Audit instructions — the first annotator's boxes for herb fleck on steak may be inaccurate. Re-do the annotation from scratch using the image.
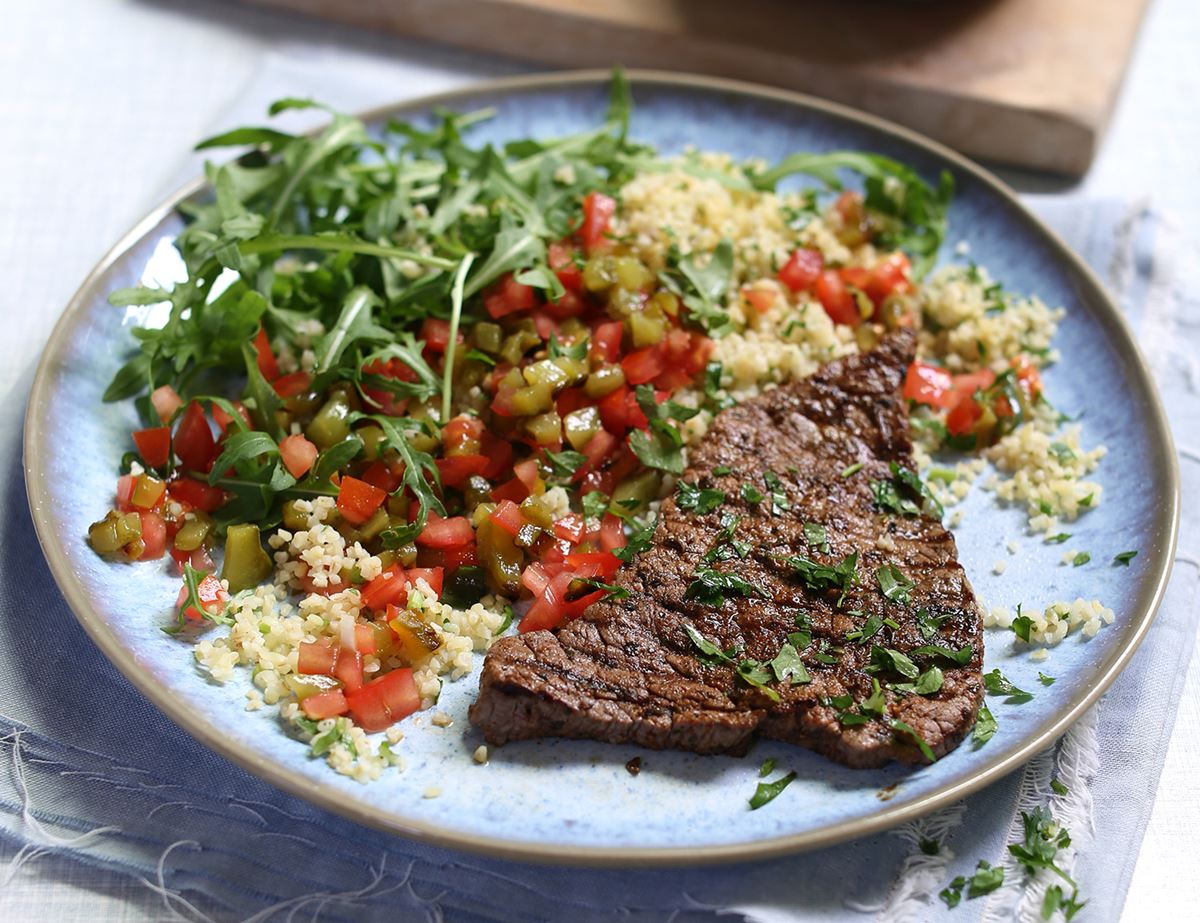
[469,330,984,767]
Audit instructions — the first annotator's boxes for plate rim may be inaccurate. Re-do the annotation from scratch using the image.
[23,68,1181,867]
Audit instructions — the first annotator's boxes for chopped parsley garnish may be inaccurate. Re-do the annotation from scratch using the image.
[1078,492,1094,508]
[971,703,997,747]
[876,563,915,605]
[1038,672,1056,686]
[866,646,919,679]
[911,643,973,665]
[659,238,736,338]
[685,567,766,607]
[916,610,953,639]
[888,717,937,761]
[1012,605,1034,642]
[675,481,726,514]
[581,490,609,522]
[845,613,886,644]
[628,385,698,475]
[768,643,811,685]
[803,522,830,553]
[713,464,733,476]
[984,668,1033,703]
[1048,441,1076,463]
[759,757,776,777]
[788,613,813,651]
[870,462,943,519]
[920,838,940,856]
[740,482,766,504]
[939,861,1005,908]
[543,448,588,482]
[702,513,750,563]
[812,639,841,665]
[891,665,944,696]
[1009,807,1083,915]
[1043,885,1086,921]
[749,770,797,810]
[1071,551,1091,567]
[763,470,791,514]
[702,362,736,412]
[1046,533,1072,544]
[682,625,782,701]
[1113,550,1138,566]
[580,578,630,600]
[782,551,859,597]
[840,462,864,478]
[736,659,781,701]
[611,515,656,562]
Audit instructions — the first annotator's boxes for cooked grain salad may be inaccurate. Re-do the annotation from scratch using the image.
[88,73,1108,781]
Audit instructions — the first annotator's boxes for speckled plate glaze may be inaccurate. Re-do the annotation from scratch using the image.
[24,71,1179,866]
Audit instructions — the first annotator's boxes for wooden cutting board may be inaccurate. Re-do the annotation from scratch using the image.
[239,0,1151,175]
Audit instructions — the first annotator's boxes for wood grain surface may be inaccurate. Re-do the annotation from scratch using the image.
[237,0,1151,175]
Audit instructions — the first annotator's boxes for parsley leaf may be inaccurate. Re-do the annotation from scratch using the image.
[972,703,997,747]
[910,643,973,666]
[939,861,1005,908]
[749,771,797,810]
[803,522,830,553]
[740,482,765,504]
[676,481,726,514]
[1113,550,1138,566]
[685,567,767,607]
[781,552,859,595]
[611,515,656,563]
[876,563,915,605]
[769,643,812,685]
[1038,672,1056,686]
[867,646,920,679]
[581,490,609,522]
[984,668,1034,703]
[871,462,942,519]
[659,239,736,337]
[1071,551,1091,567]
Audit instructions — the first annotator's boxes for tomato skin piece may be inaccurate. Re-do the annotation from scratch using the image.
[778,248,824,293]
[621,344,667,386]
[489,476,529,505]
[544,289,586,320]
[903,361,955,409]
[436,454,489,489]
[345,668,420,733]
[173,402,217,472]
[580,191,616,253]
[360,460,402,494]
[272,371,312,399]
[479,431,514,481]
[416,514,474,549]
[333,647,364,693]
[483,273,540,319]
[150,385,183,424]
[168,477,226,513]
[488,499,526,537]
[133,427,171,468]
[565,550,620,579]
[301,690,348,720]
[1012,355,1043,400]
[946,395,984,435]
[513,459,542,493]
[815,270,860,326]
[336,476,387,526]
[597,384,631,433]
[298,640,336,675]
[279,434,319,478]
[949,369,996,401]
[580,429,618,475]
[549,241,583,291]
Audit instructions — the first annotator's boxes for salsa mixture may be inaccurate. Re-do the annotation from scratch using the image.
[88,74,1107,781]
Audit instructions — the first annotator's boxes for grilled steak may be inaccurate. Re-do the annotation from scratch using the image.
[469,329,984,767]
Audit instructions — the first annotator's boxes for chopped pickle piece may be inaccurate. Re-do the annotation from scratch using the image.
[471,321,504,354]
[612,470,662,515]
[282,499,309,531]
[173,514,213,552]
[563,406,603,450]
[221,523,273,593]
[305,393,353,450]
[131,473,166,510]
[584,364,626,398]
[523,410,562,445]
[284,673,342,700]
[387,609,443,665]
[476,518,523,596]
[87,514,124,554]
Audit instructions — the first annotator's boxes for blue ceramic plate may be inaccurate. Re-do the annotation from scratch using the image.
[24,72,1179,865]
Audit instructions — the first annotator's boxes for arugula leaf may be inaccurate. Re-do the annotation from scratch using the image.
[207,430,279,484]
[740,483,765,504]
[241,341,284,440]
[368,415,445,547]
[749,771,797,810]
[440,252,476,420]
[165,563,233,634]
[840,462,864,478]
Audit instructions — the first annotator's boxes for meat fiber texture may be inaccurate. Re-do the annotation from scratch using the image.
[469,329,984,768]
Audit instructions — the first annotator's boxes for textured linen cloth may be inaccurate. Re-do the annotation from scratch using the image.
[0,49,1197,923]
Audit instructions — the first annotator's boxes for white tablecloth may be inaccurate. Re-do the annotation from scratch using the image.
[0,0,1197,918]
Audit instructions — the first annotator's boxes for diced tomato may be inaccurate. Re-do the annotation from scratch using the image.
[949,369,996,401]
[272,371,312,399]
[170,545,214,576]
[565,550,620,579]
[815,270,860,326]
[580,191,616,253]
[531,310,558,341]
[344,668,420,732]
[361,460,402,493]
[946,395,984,435]
[333,646,363,693]
[279,434,318,478]
[521,561,552,597]
[150,385,183,424]
[132,427,171,468]
[416,513,474,549]
[362,357,419,417]
[545,289,587,320]
[742,285,776,314]
[354,623,377,654]
[490,476,529,504]
[621,344,666,386]
[489,499,526,537]
[1012,355,1043,401]
[115,474,136,512]
[513,459,542,493]
[173,401,217,472]
[298,640,337,675]
[250,327,278,381]
[443,415,485,455]
[174,573,228,622]
[336,476,387,526]
[580,429,618,475]
[553,513,585,544]
[168,477,226,513]
[864,252,912,306]
[549,241,583,291]
[484,273,540,320]
[212,400,252,435]
[521,571,569,632]
[436,454,489,489]
[591,321,624,363]
[406,567,444,598]
[597,385,631,434]
[903,361,956,409]
[441,542,477,572]
[652,366,694,391]
[421,317,454,353]
[135,510,167,560]
[478,431,514,481]
[599,513,627,553]
[361,567,410,612]
[778,248,824,293]
[301,690,348,720]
